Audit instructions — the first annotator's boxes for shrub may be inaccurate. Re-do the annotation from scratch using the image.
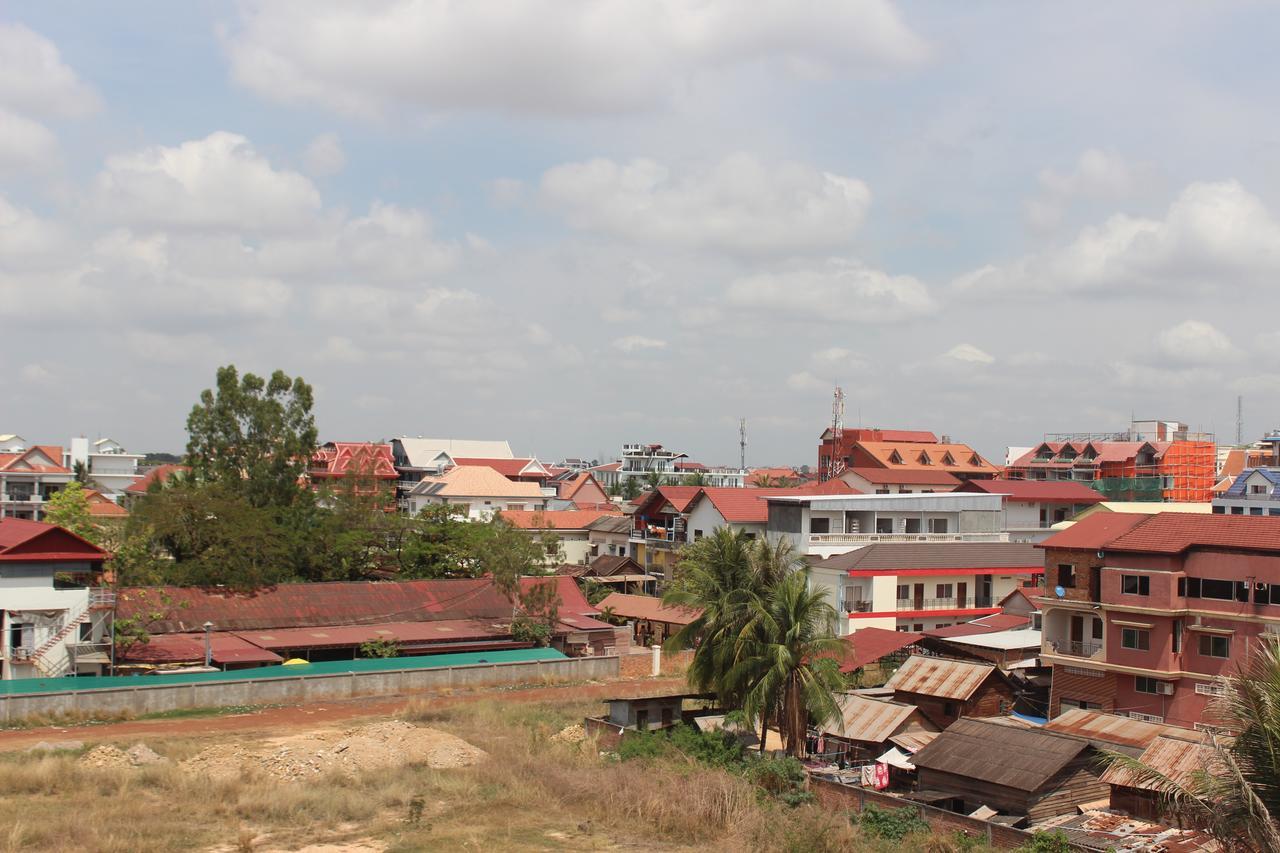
[744,756,813,807]
[858,803,930,841]
[1016,830,1072,853]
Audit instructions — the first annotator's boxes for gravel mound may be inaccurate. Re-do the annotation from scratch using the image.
[78,745,132,769]
[126,743,165,765]
[550,724,586,745]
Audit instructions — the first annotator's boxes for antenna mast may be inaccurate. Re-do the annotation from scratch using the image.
[826,385,846,481]
[739,418,747,472]
[1237,395,1244,446]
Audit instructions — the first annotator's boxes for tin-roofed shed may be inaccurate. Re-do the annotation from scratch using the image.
[884,655,1016,728]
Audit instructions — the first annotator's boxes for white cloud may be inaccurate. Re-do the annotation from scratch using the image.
[958,181,1280,299]
[19,363,52,383]
[225,1,928,118]
[786,370,830,392]
[0,107,58,174]
[301,132,346,177]
[1155,320,1241,366]
[540,154,870,254]
[0,24,100,118]
[941,343,995,365]
[728,259,935,321]
[91,131,322,232]
[613,335,667,352]
[1026,148,1141,231]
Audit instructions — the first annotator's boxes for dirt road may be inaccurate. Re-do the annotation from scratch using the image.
[0,675,688,751]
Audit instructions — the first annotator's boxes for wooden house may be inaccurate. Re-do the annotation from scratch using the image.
[884,655,1016,728]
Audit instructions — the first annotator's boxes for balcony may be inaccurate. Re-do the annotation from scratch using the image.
[1046,638,1103,659]
[1,493,41,504]
[89,588,117,609]
[809,532,1008,546]
[840,600,873,614]
[895,597,995,612]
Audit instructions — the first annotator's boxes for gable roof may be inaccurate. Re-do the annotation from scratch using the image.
[1100,734,1217,790]
[84,489,129,517]
[854,440,999,475]
[586,514,633,535]
[688,483,858,524]
[827,694,933,744]
[631,486,702,516]
[454,457,550,479]
[411,465,544,499]
[1044,709,1199,751]
[0,518,109,562]
[557,471,606,501]
[884,655,998,701]
[957,479,1104,503]
[812,542,1043,573]
[0,445,70,474]
[309,442,397,480]
[125,463,190,495]
[842,467,961,486]
[499,509,618,530]
[1223,467,1280,499]
[588,554,643,577]
[912,718,1091,791]
[596,592,700,625]
[1105,512,1280,555]
[1037,512,1149,551]
[839,626,924,672]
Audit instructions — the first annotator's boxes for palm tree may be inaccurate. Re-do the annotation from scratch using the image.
[1102,637,1280,852]
[681,471,708,487]
[728,572,845,757]
[643,471,666,491]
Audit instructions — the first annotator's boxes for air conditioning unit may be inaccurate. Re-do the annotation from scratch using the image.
[1156,681,1175,696]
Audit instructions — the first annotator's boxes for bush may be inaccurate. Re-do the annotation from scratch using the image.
[616,730,671,762]
[858,803,930,841]
[744,756,813,807]
[1016,830,1072,853]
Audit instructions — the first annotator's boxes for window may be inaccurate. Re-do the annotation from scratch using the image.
[895,625,910,633]
[1135,676,1161,694]
[876,518,895,534]
[935,584,954,600]
[1212,505,1225,514]
[942,701,957,717]
[1199,634,1231,658]
[693,529,704,540]
[1252,507,1265,516]
[904,518,921,533]
[1121,575,1150,596]
[1232,506,1245,515]
[1091,618,1104,641]
[1180,577,1249,602]
[913,624,924,632]
[1252,583,1280,605]
[896,584,910,601]
[1057,563,1076,589]
[1172,619,1183,654]
[875,488,890,495]
[809,517,830,534]
[927,518,949,534]
[1121,628,1150,651]
[1250,483,1269,495]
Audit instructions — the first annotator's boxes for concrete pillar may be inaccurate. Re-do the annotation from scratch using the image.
[651,644,661,677]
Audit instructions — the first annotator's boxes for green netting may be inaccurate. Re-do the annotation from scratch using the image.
[1093,477,1163,502]
[0,646,567,696]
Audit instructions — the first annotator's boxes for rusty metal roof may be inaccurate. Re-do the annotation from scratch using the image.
[885,655,997,701]
[118,576,597,634]
[889,730,940,753]
[912,718,1091,792]
[1045,709,1198,751]
[1101,735,1217,790]
[823,694,929,744]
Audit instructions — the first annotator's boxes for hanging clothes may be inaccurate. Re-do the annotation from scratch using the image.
[860,764,876,787]
[873,762,890,790]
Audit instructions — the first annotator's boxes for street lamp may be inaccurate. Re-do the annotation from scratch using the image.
[203,621,214,669]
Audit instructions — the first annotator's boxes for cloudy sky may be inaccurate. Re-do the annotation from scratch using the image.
[3,2,1279,465]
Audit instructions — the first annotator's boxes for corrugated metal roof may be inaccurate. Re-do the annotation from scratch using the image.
[812,542,1041,573]
[1101,735,1216,790]
[596,593,700,625]
[885,655,997,701]
[1044,709,1197,750]
[233,618,510,650]
[825,694,932,744]
[118,632,283,665]
[912,718,1090,791]
[839,627,924,672]
[889,730,940,753]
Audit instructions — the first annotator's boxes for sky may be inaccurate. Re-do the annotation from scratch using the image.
[3,2,1280,466]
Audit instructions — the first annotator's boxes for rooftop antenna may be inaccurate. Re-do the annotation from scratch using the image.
[825,385,846,481]
[739,418,747,472]
[1237,395,1244,446]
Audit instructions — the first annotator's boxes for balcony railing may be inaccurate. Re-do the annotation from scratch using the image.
[9,646,34,661]
[895,597,995,611]
[840,600,873,614]
[1047,639,1102,658]
[89,588,117,608]
[810,532,1008,546]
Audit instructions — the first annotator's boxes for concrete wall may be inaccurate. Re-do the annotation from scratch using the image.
[0,655,620,723]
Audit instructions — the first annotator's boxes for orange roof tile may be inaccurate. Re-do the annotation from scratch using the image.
[1037,512,1150,551]
[499,509,619,529]
[596,593,700,625]
[855,441,999,475]
[1106,512,1280,555]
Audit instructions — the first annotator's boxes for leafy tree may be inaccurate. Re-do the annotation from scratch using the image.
[72,460,91,485]
[622,477,641,501]
[185,365,317,509]
[681,472,708,487]
[642,471,667,491]
[580,578,613,607]
[113,589,187,661]
[359,638,400,658]
[43,481,100,544]
[1102,637,1280,852]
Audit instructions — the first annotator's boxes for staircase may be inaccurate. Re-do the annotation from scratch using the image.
[30,603,95,678]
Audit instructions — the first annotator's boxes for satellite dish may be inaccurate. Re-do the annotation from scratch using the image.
[1054,586,1066,598]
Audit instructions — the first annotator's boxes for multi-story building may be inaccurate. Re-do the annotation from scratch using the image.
[593,444,746,491]
[1005,420,1216,502]
[405,465,545,520]
[1037,512,1280,728]
[0,438,73,521]
[807,542,1043,635]
[307,442,398,496]
[839,467,960,494]
[818,428,1000,483]
[0,518,114,679]
[764,492,1008,560]
[65,437,143,500]
[955,479,1105,543]
[628,486,702,579]
[1212,468,1280,516]
[390,437,514,504]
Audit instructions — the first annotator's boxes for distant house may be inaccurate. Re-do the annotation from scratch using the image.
[683,482,858,544]
[390,437,515,503]
[955,479,1105,543]
[0,444,73,521]
[910,718,1110,822]
[1213,467,1280,516]
[628,486,703,579]
[596,592,700,646]
[406,466,546,519]
[499,509,622,565]
[123,463,189,509]
[884,655,1016,728]
[555,472,611,509]
[307,442,398,496]
[454,457,554,487]
[1101,733,1215,822]
[84,489,129,518]
[840,467,961,495]
[819,428,1000,483]
[586,513,633,559]
[818,693,939,766]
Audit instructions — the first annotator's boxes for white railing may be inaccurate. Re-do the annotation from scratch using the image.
[1047,639,1103,659]
[809,532,1009,545]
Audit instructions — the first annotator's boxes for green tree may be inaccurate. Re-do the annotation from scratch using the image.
[1102,637,1280,852]
[681,471,708,487]
[622,477,641,501]
[185,365,317,509]
[642,471,667,491]
[393,504,489,579]
[72,460,91,485]
[359,638,400,658]
[43,481,100,544]
[728,571,845,757]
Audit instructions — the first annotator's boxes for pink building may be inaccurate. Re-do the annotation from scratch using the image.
[1038,512,1280,729]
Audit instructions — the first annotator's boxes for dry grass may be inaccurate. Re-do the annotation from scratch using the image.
[0,694,976,852]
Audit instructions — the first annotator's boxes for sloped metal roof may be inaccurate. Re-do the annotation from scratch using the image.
[912,718,1090,791]
[884,655,998,701]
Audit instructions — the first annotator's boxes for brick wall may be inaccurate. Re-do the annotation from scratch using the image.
[809,777,1040,850]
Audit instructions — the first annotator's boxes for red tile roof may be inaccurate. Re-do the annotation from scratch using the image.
[0,518,109,562]
[0,445,70,474]
[118,632,284,665]
[839,627,924,672]
[454,457,548,478]
[309,442,397,480]
[1036,512,1150,551]
[693,482,860,523]
[125,464,189,495]
[596,593,700,626]
[632,486,703,516]
[926,613,1031,638]
[84,489,129,517]
[957,479,1104,503]
[854,440,1000,475]
[1105,512,1280,555]
[842,467,961,486]
[499,509,619,530]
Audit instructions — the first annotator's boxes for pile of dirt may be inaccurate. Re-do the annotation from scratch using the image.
[126,743,165,765]
[78,745,132,769]
[181,720,486,782]
[550,724,586,745]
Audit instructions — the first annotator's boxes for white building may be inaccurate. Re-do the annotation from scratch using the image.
[391,436,516,506]
[0,439,73,520]
[406,465,546,520]
[65,437,143,500]
[593,443,746,491]
[0,518,114,679]
[765,492,1008,560]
